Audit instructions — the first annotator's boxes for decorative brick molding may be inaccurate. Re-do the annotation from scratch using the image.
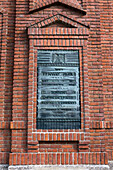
[0,8,9,165]
[27,12,89,29]
[0,152,9,164]
[104,122,113,129]
[9,152,108,165]
[27,25,89,140]
[0,121,10,130]
[29,0,86,14]
[10,121,27,130]
[28,13,89,29]
[90,121,113,129]
[0,8,8,122]
[27,135,89,152]
[90,121,104,129]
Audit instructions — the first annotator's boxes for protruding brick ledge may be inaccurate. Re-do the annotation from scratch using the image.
[104,122,113,129]
[90,121,104,129]
[90,121,113,129]
[9,152,108,165]
[10,121,26,130]
[28,28,89,36]
[0,121,27,130]
[27,140,89,152]
[0,152,9,164]
[28,133,89,147]
[0,121,10,129]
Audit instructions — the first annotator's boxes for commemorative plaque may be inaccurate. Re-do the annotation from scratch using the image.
[37,50,81,129]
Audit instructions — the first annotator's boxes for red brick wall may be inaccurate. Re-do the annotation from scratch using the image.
[0,0,15,164]
[0,13,2,55]
[100,0,113,161]
[0,0,113,166]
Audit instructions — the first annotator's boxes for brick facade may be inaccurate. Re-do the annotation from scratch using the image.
[0,0,113,168]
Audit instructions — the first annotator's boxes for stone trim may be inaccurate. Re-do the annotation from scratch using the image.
[8,165,109,170]
[0,164,8,170]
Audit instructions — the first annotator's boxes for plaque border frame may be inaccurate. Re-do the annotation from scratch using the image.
[27,26,89,145]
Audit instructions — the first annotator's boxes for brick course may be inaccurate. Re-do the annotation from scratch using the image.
[0,0,113,167]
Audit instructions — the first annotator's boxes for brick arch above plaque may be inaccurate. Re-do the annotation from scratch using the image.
[28,13,89,33]
[29,0,86,15]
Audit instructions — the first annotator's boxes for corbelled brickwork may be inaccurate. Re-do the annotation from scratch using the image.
[0,0,113,169]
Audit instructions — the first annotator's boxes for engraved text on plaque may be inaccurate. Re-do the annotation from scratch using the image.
[37,51,80,129]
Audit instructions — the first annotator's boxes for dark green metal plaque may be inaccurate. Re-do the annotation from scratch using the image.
[37,50,80,129]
